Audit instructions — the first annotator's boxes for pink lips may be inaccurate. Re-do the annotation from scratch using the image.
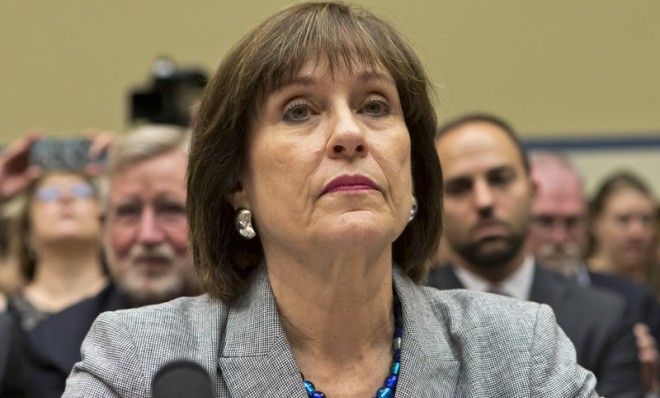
[322,175,379,195]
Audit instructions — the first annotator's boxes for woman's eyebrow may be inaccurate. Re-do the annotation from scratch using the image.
[284,71,394,87]
[358,71,395,84]
[282,76,317,88]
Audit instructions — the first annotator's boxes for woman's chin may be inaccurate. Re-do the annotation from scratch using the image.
[319,213,401,247]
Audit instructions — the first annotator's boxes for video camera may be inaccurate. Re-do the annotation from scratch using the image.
[129,57,208,127]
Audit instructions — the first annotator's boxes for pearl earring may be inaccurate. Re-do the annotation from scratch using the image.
[236,208,256,239]
[409,196,418,222]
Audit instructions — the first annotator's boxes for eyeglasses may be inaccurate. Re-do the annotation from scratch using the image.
[532,215,584,232]
[34,183,95,202]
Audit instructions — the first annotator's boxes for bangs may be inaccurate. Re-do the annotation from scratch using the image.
[241,3,421,104]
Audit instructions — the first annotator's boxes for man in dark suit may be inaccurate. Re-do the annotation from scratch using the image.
[425,113,642,397]
[528,151,660,394]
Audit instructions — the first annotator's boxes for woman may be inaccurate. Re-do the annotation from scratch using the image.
[64,3,596,397]
[587,172,658,284]
[8,171,123,398]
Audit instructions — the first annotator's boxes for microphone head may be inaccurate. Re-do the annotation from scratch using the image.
[152,360,213,398]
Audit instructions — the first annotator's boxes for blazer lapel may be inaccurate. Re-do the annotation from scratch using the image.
[218,267,307,398]
[393,268,461,397]
[219,266,461,397]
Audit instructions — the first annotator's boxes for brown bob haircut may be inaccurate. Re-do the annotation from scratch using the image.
[188,2,443,300]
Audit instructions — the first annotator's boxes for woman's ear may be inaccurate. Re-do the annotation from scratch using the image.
[226,181,251,210]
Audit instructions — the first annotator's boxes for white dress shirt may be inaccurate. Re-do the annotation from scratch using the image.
[453,255,535,300]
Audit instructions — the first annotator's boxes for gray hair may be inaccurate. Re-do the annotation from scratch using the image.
[99,125,189,210]
[529,151,584,184]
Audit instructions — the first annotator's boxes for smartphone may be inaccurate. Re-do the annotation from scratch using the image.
[29,138,92,172]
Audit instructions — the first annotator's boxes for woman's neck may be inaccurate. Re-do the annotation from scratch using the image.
[587,252,615,274]
[24,243,107,313]
[266,248,395,397]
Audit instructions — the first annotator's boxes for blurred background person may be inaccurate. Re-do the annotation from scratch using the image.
[0,134,43,398]
[0,134,42,208]
[6,170,118,398]
[425,114,641,397]
[587,172,658,286]
[529,152,660,395]
[0,311,24,397]
[0,206,26,303]
[0,124,200,398]
[528,153,588,281]
[100,125,200,307]
[652,207,660,298]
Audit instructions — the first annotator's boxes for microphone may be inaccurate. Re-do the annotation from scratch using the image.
[152,360,213,398]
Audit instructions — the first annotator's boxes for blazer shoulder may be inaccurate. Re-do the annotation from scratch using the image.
[64,295,229,398]
[419,286,543,339]
[111,294,226,330]
[415,287,597,396]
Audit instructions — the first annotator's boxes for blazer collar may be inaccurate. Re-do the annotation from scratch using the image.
[218,266,307,397]
[218,265,460,397]
[392,267,461,396]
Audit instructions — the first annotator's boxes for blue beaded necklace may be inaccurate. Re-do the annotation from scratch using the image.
[301,294,403,398]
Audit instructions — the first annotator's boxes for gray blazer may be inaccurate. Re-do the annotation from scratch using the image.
[64,267,597,397]
[426,263,641,398]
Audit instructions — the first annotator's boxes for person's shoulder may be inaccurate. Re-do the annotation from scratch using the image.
[537,266,626,314]
[566,277,626,315]
[590,271,655,300]
[415,286,596,396]
[419,286,544,338]
[64,295,229,397]
[101,294,227,336]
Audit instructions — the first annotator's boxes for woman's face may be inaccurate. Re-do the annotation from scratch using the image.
[29,173,101,245]
[593,188,657,271]
[233,61,413,257]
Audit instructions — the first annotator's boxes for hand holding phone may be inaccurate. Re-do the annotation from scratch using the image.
[0,133,43,203]
[29,138,92,172]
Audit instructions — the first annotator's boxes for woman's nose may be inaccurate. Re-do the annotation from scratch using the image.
[326,106,368,159]
[57,189,75,203]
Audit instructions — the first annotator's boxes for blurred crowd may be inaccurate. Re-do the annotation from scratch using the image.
[0,113,658,397]
[0,126,200,397]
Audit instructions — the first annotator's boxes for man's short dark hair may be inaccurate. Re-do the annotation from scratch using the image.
[436,113,530,173]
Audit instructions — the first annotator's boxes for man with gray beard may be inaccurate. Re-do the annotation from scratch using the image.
[529,152,660,395]
[425,113,642,397]
[528,153,588,281]
[101,125,200,306]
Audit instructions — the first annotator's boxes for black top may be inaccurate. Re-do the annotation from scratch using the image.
[589,270,660,342]
[7,283,126,398]
[0,312,25,397]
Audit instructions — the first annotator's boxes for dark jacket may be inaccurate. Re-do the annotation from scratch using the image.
[589,270,660,341]
[0,312,25,397]
[7,283,126,398]
[426,263,643,398]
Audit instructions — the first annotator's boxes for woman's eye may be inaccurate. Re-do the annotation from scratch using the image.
[283,102,311,122]
[361,98,390,117]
